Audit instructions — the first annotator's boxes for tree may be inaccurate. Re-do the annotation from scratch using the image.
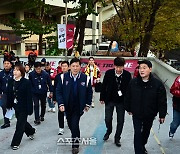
[6,0,56,55]
[107,0,180,56]
[72,0,106,54]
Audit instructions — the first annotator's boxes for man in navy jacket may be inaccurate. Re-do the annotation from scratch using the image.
[0,60,13,129]
[56,58,92,154]
[29,62,53,125]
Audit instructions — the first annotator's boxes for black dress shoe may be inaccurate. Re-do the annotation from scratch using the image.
[40,117,44,121]
[114,140,121,147]
[143,146,148,154]
[34,120,41,125]
[103,133,110,141]
[1,123,10,129]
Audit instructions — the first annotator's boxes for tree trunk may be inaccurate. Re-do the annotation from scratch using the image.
[138,0,163,57]
[39,34,43,55]
[77,14,87,54]
[74,19,80,44]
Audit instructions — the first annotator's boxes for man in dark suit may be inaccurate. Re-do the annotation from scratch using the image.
[100,57,131,147]
[29,62,53,125]
[56,58,92,154]
[0,60,13,129]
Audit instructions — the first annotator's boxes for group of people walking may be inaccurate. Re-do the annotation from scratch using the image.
[0,56,179,154]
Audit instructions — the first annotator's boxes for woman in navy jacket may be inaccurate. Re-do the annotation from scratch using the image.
[6,63,36,150]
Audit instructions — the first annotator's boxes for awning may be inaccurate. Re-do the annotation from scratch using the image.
[0,30,21,44]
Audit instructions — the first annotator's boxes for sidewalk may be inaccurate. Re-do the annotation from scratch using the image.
[0,88,179,154]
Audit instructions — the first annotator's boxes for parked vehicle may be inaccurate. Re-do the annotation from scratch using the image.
[95,42,132,57]
[167,59,178,65]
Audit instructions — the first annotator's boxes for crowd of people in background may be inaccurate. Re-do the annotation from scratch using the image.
[0,51,179,154]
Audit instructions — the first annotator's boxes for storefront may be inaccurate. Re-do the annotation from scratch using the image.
[0,30,21,54]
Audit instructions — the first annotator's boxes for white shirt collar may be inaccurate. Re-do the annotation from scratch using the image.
[70,72,81,81]
[14,77,22,81]
[115,70,123,77]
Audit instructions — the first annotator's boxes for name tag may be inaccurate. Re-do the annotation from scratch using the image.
[14,99,17,104]
[39,85,42,89]
[118,90,122,96]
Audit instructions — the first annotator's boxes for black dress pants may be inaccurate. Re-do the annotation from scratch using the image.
[58,110,64,128]
[105,102,125,141]
[33,93,47,120]
[132,116,154,154]
[11,111,35,146]
[66,110,81,148]
[1,94,10,124]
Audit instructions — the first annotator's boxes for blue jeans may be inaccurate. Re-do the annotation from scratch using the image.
[47,97,55,108]
[170,109,180,134]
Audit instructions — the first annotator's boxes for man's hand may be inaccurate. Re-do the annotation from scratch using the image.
[59,106,65,112]
[53,101,56,104]
[96,78,100,83]
[128,112,133,115]
[100,101,105,104]
[84,106,90,112]
[159,118,165,124]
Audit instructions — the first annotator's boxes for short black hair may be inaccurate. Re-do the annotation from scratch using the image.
[114,57,125,66]
[45,62,50,66]
[25,63,30,67]
[61,61,69,66]
[3,59,12,64]
[89,56,94,60]
[58,60,62,64]
[138,60,152,68]
[70,58,81,65]
[34,62,41,68]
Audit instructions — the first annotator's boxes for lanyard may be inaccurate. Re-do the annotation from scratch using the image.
[13,80,22,100]
[116,75,122,90]
[3,72,12,88]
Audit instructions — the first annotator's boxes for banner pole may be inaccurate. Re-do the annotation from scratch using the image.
[65,2,68,60]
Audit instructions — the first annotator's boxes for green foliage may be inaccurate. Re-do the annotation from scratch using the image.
[45,36,65,56]
[5,0,57,55]
[6,16,56,39]
[104,0,180,53]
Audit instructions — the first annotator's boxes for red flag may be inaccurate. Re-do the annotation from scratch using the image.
[66,24,75,50]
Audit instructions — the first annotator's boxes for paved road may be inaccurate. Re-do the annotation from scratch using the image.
[0,86,179,154]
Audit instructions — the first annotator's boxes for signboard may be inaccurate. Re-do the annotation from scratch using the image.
[57,24,75,49]
[81,58,138,73]
[57,24,66,49]
[45,0,62,7]
[0,30,21,45]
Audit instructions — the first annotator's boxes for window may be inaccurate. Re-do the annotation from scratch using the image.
[85,40,93,45]
[85,20,92,28]
[0,13,15,24]
[97,22,99,29]
[25,43,37,51]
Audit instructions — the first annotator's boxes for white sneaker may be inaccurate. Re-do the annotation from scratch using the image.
[12,145,19,150]
[52,107,56,113]
[29,129,36,140]
[48,108,52,112]
[58,128,64,135]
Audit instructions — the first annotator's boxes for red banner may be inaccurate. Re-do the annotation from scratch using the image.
[81,58,138,73]
[66,24,75,50]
